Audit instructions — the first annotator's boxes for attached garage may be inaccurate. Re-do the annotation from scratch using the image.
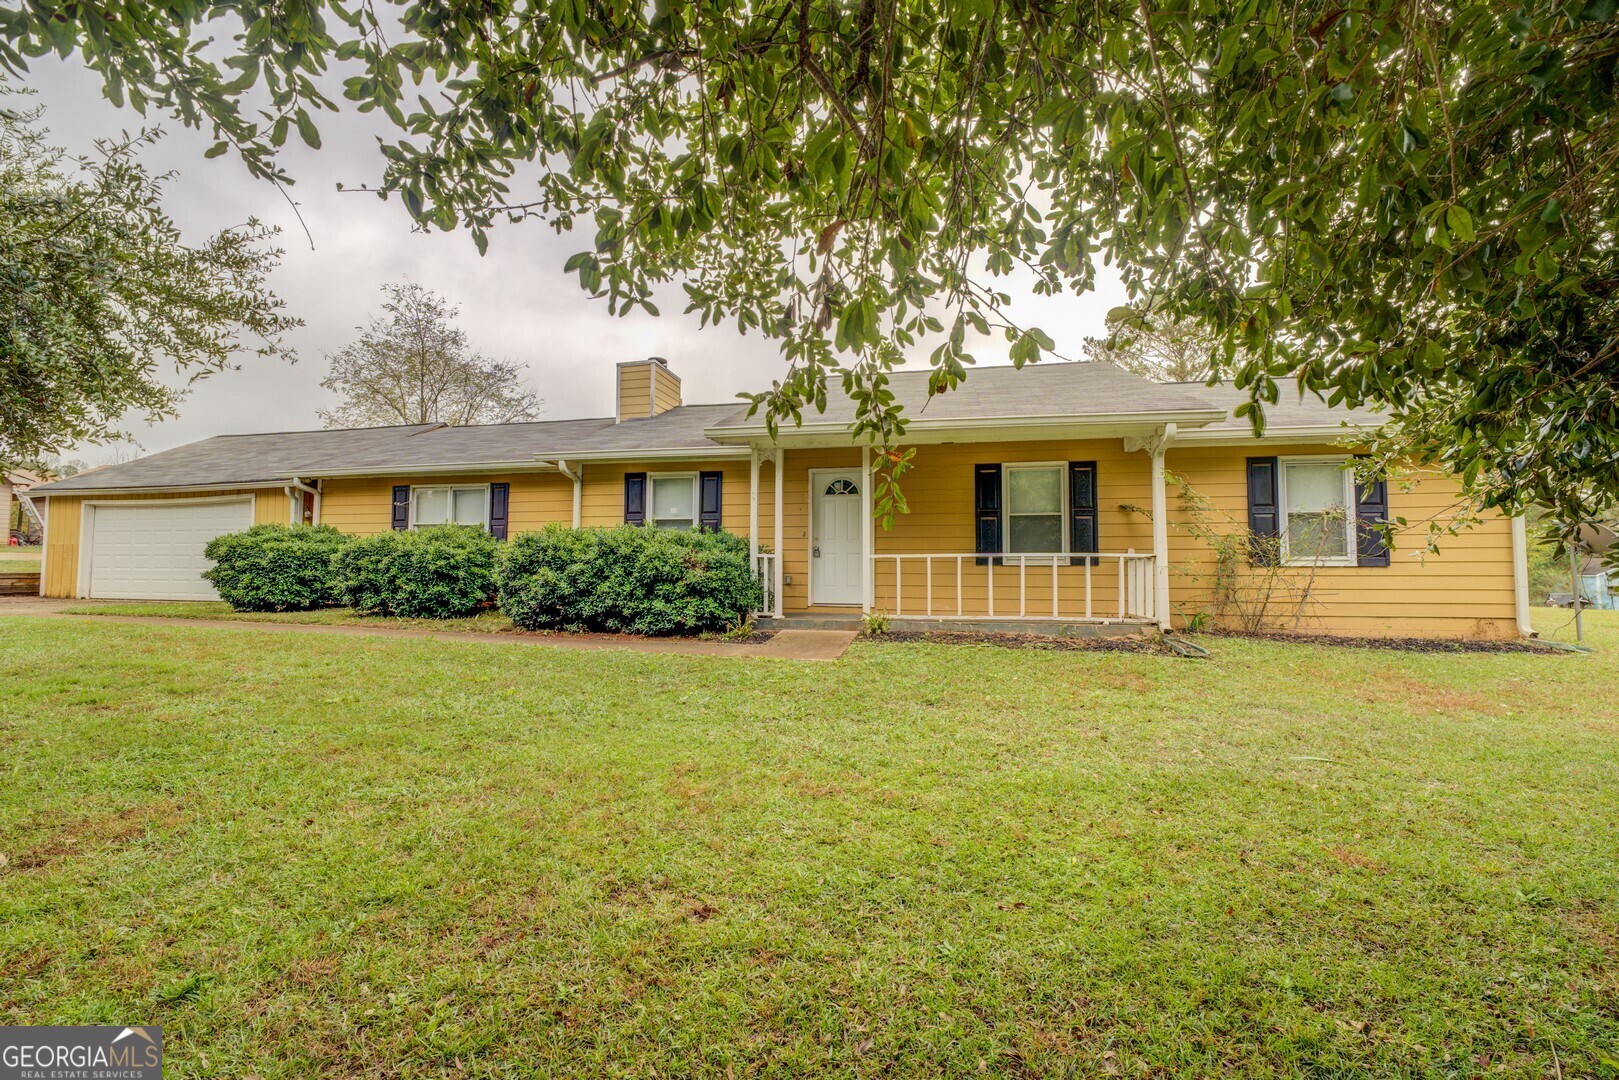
[81,497,254,601]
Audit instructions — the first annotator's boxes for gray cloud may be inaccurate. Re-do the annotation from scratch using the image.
[22,58,1126,464]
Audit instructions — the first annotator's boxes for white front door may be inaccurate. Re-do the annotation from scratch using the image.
[812,471,864,605]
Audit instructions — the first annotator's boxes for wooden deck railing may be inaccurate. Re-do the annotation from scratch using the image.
[752,552,778,616]
[869,551,1155,623]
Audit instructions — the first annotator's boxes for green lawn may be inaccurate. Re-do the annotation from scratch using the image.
[1,611,1615,1077]
[0,545,41,574]
[64,601,524,634]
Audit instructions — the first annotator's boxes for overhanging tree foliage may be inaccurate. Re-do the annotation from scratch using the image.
[8,0,1615,526]
[0,85,297,468]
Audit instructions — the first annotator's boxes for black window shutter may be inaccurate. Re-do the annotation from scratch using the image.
[488,482,510,540]
[624,472,647,524]
[974,464,1002,566]
[391,485,410,531]
[698,471,723,531]
[1068,461,1099,566]
[1246,457,1279,565]
[1355,462,1390,567]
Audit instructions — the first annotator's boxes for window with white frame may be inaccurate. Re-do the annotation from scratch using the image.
[412,485,489,529]
[1280,458,1354,565]
[649,473,698,530]
[1004,463,1066,558]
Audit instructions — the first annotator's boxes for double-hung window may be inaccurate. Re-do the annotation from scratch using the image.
[1279,458,1355,565]
[649,473,698,530]
[413,485,489,529]
[1003,463,1066,561]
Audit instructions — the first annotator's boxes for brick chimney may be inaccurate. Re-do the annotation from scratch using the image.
[616,357,681,421]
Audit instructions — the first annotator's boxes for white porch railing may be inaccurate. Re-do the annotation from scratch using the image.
[869,551,1156,623]
[753,552,778,616]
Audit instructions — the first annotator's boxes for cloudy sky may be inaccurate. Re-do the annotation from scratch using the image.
[21,56,1127,465]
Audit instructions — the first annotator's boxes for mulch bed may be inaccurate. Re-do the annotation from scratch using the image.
[866,628,1572,655]
[1193,629,1572,654]
[868,630,1174,653]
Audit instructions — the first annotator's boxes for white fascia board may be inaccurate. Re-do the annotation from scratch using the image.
[25,481,289,498]
[543,446,750,463]
[297,460,568,479]
[1173,423,1384,445]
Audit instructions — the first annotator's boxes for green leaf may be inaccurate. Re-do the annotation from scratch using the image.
[295,110,321,149]
[1446,205,1475,244]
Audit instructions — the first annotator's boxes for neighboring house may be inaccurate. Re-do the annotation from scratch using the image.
[1577,557,1617,610]
[27,358,1534,639]
[4,469,43,544]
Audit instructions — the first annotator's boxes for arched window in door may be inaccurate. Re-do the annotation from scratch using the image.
[823,478,859,496]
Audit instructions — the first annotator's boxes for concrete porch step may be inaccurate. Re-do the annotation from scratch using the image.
[758,614,1155,638]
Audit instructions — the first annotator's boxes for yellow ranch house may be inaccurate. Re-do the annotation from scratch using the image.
[27,358,1534,640]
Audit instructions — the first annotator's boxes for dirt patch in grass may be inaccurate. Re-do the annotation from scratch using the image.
[8,800,182,872]
[699,629,777,644]
[866,629,1172,653]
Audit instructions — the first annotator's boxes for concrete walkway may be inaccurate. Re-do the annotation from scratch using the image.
[0,601,857,661]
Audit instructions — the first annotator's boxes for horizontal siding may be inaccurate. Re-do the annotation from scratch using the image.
[617,366,651,421]
[1165,444,1516,638]
[41,488,286,598]
[581,461,769,543]
[319,474,576,536]
[651,365,682,414]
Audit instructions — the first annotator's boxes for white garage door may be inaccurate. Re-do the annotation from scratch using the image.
[87,499,254,600]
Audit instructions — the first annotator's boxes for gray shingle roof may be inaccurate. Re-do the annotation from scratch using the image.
[1170,381,1386,431]
[32,405,750,494]
[706,362,1223,429]
[31,363,1383,495]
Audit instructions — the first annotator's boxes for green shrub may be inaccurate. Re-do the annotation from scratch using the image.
[498,524,763,636]
[203,524,350,612]
[333,525,500,618]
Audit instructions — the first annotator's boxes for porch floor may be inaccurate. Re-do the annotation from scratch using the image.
[760,614,1156,638]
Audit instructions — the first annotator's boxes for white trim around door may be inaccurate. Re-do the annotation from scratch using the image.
[809,468,865,606]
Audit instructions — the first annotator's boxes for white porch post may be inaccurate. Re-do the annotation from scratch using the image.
[1150,424,1176,631]
[773,448,785,618]
[748,447,760,575]
[860,444,874,613]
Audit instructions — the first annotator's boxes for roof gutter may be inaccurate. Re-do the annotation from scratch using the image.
[295,447,750,480]
[1173,422,1384,445]
[703,409,1232,443]
[537,446,751,462]
[23,480,290,499]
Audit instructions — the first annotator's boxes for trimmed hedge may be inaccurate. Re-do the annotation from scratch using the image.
[333,525,500,618]
[498,524,762,635]
[203,524,350,612]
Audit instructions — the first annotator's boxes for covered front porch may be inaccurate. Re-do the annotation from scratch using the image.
[733,427,1184,633]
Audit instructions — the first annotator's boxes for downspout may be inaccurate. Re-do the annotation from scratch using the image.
[285,477,319,525]
[557,460,582,528]
[17,492,45,596]
[1510,516,1534,638]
